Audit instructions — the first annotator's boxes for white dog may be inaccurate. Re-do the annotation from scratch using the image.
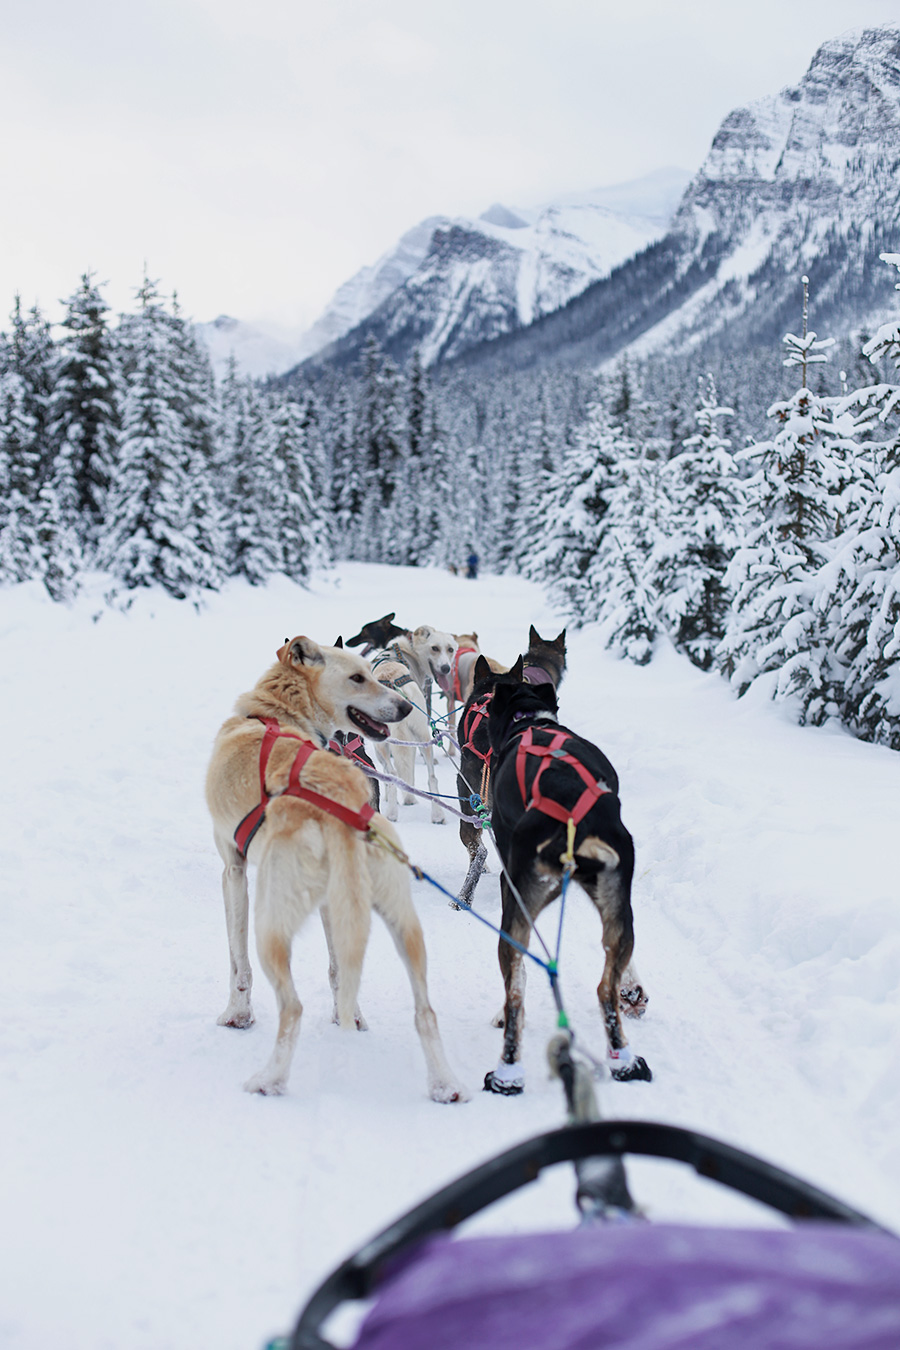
[370,626,457,825]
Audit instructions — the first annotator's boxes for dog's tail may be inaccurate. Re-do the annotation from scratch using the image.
[325,830,372,1028]
[538,831,620,876]
[573,836,621,874]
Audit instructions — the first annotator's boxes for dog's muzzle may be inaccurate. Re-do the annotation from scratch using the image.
[348,707,391,740]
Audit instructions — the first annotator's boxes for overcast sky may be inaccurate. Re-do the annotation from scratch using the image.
[2,0,898,332]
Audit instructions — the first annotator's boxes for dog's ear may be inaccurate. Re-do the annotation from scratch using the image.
[383,612,396,625]
[471,632,478,644]
[553,629,567,651]
[334,636,344,648]
[534,682,558,710]
[413,625,433,641]
[508,654,525,682]
[528,625,541,647]
[473,653,492,684]
[277,635,325,667]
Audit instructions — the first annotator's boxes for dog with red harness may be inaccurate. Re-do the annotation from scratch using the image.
[455,627,568,910]
[205,634,467,1103]
[482,675,651,1093]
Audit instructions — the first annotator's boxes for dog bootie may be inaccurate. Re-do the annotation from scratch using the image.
[608,1046,652,1082]
[484,1060,525,1095]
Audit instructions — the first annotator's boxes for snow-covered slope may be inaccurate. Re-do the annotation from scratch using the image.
[2,561,899,1349]
[193,314,310,380]
[296,168,690,371]
[449,25,900,377]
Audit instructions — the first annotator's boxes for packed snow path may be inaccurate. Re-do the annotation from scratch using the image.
[2,563,899,1350]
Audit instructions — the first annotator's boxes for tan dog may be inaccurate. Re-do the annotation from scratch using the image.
[205,635,467,1102]
[447,633,509,732]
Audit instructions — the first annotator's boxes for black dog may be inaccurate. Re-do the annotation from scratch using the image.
[483,678,650,1093]
[455,627,567,909]
[345,612,410,656]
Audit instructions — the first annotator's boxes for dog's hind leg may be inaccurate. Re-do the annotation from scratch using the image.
[214,831,254,1029]
[369,843,467,1103]
[320,903,368,1031]
[243,832,324,1096]
[619,961,648,1018]
[586,874,651,1082]
[323,836,372,1031]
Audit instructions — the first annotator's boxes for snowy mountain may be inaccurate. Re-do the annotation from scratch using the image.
[295,168,690,372]
[444,25,900,376]
[193,314,310,380]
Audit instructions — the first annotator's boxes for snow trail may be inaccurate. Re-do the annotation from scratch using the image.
[2,563,898,1350]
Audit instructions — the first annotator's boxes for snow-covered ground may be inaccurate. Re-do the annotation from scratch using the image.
[2,562,899,1350]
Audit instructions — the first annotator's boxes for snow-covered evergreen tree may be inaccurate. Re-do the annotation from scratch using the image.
[581,443,662,664]
[818,253,900,746]
[0,368,43,584]
[47,273,120,538]
[651,376,743,669]
[217,360,282,585]
[264,396,327,580]
[1,297,56,482]
[98,277,221,598]
[718,279,846,721]
[525,399,622,614]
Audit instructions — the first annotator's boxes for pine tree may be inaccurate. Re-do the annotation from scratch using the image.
[2,297,56,482]
[48,273,120,538]
[524,398,622,616]
[217,362,282,585]
[98,277,220,598]
[0,368,43,584]
[819,253,900,746]
[718,278,846,721]
[581,443,662,665]
[264,396,327,581]
[651,375,744,669]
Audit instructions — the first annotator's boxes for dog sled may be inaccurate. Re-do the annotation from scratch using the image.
[279,1034,900,1350]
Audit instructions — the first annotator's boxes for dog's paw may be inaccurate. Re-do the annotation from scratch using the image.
[430,1079,470,1104]
[448,899,461,910]
[620,984,649,1019]
[490,1010,505,1028]
[354,1011,369,1032]
[610,1055,652,1083]
[483,1069,524,1095]
[430,813,446,826]
[402,794,416,806]
[243,1071,286,1096]
[217,1006,254,1029]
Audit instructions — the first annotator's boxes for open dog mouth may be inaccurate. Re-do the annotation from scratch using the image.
[431,665,452,695]
[348,706,390,740]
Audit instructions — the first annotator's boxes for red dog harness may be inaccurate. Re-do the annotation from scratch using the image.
[460,692,492,766]
[450,646,478,701]
[234,718,375,859]
[515,724,610,825]
[328,733,368,766]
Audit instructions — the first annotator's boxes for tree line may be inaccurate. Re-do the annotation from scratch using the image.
[4,259,900,750]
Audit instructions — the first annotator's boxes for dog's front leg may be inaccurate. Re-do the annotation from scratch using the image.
[320,905,367,1031]
[421,743,445,824]
[375,743,399,821]
[215,837,254,1029]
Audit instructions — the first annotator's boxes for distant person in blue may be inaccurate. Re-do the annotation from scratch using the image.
[466,549,479,580]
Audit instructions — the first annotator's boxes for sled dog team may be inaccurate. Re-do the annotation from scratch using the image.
[206,613,650,1103]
